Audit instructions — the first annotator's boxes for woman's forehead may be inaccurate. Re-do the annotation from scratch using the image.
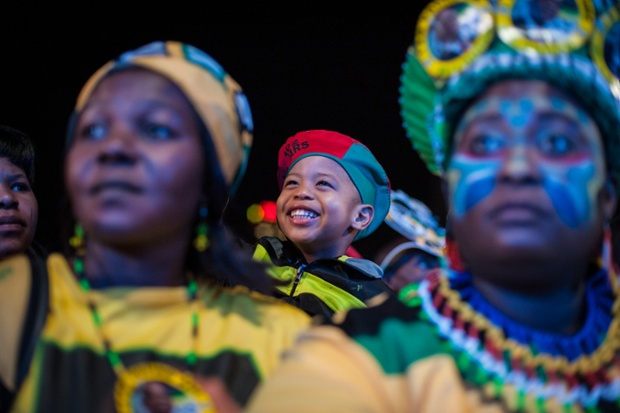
[90,69,188,102]
[474,79,575,104]
[457,78,596,128]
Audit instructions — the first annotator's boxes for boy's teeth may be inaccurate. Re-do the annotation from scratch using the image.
[291,209,317,219]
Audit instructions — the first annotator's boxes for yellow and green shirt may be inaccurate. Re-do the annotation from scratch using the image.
[0,253,311,412]
[253,237,395,320]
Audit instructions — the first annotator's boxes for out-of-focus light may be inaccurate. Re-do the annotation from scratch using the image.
[247,200,277,224]
[247,203,265,224]
[260,201,277,223]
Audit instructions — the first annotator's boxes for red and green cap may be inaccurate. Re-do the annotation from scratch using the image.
[277,129,391,241]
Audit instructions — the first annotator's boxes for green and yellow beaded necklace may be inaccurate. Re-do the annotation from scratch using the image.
[72,232,214,413]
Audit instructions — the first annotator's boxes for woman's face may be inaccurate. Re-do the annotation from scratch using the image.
[0,157,38,258]
[446,79,616,281]
[65,69,205,248]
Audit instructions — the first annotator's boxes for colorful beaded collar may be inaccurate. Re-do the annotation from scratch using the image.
[416,268,620,411]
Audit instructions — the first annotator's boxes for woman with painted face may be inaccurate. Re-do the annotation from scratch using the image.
[245,1,620,412]
[0,41,310,413]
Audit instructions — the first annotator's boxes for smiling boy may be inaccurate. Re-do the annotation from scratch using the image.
[253,129,394,319]
[245,0,620,411]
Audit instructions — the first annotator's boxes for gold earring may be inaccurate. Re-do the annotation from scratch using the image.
[69,222,86,254]
[193,205,209,252]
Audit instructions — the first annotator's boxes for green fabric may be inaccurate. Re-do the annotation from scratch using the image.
[400,49,444,176]
[9,253,310,412]
[354,317,447,375]
[342,144,392,240]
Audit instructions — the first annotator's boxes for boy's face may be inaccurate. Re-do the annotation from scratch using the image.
[445,79,616,288]
[277,156,370,259]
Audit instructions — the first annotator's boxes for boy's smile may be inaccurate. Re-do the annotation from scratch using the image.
[277,156,366,260]
[289,208,319,222]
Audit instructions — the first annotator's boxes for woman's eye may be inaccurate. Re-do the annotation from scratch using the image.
[142,122,174,140]
[284,179,298,187]
[469,135,505,156]
[80,123,107,140]
[10,182,30,192]
[316,180,333,188]
[538,134,576,157]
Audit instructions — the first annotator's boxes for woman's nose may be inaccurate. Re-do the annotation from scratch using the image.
[498,144,541,184]
[0,185,18,209]
[97,126,138,165]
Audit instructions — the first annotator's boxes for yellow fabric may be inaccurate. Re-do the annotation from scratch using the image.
[246,325,528,413]
[253,244,366,312]
[74,41,251,187]
[43,253,310,368]
[10,253,312,411]
[0,255,31,392]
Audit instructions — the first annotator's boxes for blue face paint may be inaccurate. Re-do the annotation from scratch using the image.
[520,99,534,113]
[544,178,580,227]
[550,96,566,111]
[464,175,496,214]
[541,162,597,227]
[448,81,607,230]
[499,100,511,114]
[448,155,501,217]
[512,100,533,128]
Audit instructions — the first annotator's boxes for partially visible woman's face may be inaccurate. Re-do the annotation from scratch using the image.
[0,157,38,258]
[65,69,205,248]
[446,79,615,275]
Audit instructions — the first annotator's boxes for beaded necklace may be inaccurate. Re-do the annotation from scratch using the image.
[416,268,620,412]
[73,254,214,413]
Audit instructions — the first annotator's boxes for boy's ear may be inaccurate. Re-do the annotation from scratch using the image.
[351,204,374,231]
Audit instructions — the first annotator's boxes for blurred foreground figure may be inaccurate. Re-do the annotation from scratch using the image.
[0,40,310,413]
[246,1,620,411]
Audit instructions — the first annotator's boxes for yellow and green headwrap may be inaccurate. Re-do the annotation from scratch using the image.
[68,40,254,195]
[400,0,620,181]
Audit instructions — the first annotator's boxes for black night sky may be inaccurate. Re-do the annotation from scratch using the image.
[0,2,444,258]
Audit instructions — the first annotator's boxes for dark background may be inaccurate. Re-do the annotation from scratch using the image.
[0,3,446,259]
